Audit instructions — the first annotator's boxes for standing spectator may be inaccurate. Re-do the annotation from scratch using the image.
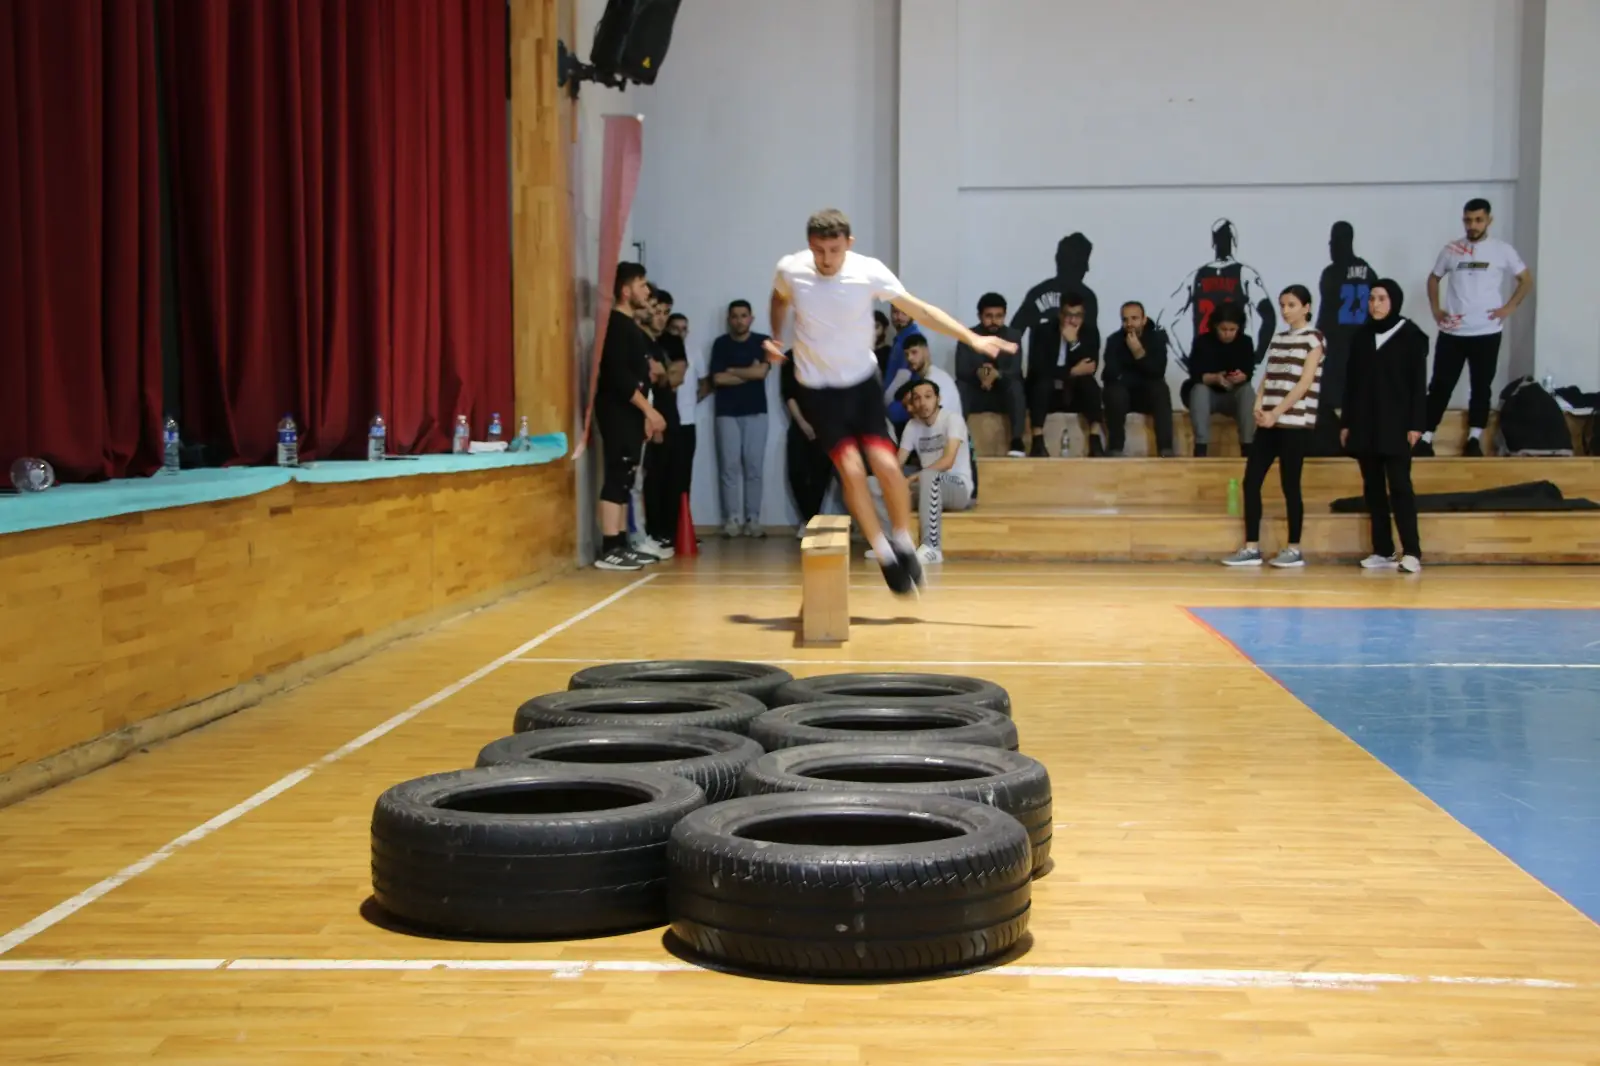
[594,262,666,571]
[1025,292,1106,457]
[781,351,834,531]
[873,310,892,375]
[1183,301,1257,457]
[1417,198,1533,456]
[956,293,1027,456]
[638,288,679,558]
[663,312,706,544]
[1223,286,1324,568]
[1102,301,1175,457]
[709,299,770,537]
[1342,279,1426,573]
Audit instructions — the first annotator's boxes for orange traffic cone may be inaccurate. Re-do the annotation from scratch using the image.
[674,492,699,557]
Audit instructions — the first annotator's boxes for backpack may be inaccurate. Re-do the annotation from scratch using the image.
[1497,377,1573,455]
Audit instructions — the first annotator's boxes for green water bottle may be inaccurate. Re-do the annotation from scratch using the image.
[1227,477,1241,517]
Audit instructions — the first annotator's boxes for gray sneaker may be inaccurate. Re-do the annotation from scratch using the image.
[1222,547,1263,567]
[1269,547,1306,568]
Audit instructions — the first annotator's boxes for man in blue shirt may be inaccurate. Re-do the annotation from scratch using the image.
[708,299,771,537]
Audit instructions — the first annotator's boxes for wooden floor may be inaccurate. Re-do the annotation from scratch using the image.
[2,545,1599,1063]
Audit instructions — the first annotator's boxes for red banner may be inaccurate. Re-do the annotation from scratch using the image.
[572,115,643,460]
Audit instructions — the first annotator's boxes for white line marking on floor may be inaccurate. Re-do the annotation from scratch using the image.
[511,657,1600,670]
[0,576,658,959]
[0,957,1579,990]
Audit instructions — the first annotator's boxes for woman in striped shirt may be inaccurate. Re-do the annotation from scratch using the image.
[1223,285,1324,567]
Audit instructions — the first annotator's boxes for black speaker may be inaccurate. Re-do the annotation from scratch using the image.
[589,0,681,86]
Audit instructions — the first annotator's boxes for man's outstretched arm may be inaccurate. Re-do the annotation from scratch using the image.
[889,293,1016,358]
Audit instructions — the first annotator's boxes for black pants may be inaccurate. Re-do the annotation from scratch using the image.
[786,425,835,523]
[643,423,694,542]
[958,373,1027,444]
[1244,427,1310,544]
[1026,372,1104,433]
[1426,332,1500,431]
[1356,453,1420,559]
[1104,378,1175,454]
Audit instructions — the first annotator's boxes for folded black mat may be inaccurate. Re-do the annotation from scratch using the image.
[1330,480,1600,514]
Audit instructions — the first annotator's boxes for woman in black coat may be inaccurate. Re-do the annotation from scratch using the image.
[1341,278,1427,572]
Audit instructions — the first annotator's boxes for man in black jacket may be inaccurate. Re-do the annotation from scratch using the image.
[1102,301,1175,457]
[594,262,667,571]
[1025,291,1107,456]
[955,293,1027,456]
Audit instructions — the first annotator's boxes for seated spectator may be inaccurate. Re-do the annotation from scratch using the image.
[1025,291,1106,456]
[871,379,973,564]
[1103,301,1175,457]
[882,306,922,433]
[956,293,1026,456]
[889,333,963,421]
[1182,301,1256,457]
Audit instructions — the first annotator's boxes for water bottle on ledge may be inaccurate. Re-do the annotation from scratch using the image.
[163,416,181,474]
[277,414,299,467]
[367,415,386,461]
[10,457,55,493]
[452,414,470,455]
[510,415,531,452]
[1059,427,1071,457]
[488,412,503,442]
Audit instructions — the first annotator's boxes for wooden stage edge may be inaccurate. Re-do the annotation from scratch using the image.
[0,463,577,807]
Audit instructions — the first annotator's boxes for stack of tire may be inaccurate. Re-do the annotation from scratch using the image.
[370,661,1050,979]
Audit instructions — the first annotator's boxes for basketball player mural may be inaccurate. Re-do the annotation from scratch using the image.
[1314,221,1378,409]
[1012,232,1101,354]
[1161,219,1275,371]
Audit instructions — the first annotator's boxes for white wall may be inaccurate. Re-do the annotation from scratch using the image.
[627,0,899,527]
[906,0,1533,401]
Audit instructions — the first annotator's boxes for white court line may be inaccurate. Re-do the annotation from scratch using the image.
[510,656,1600,670]
[0,957,1579,990]
[0,575,658,958]
[653,581,1372,597]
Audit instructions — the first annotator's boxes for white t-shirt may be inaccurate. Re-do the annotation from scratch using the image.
[676,344,706,425]
[774,250,907,388]
[1431,236,1527,337]
[900,407,972,487]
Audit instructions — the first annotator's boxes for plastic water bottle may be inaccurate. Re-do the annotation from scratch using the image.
[162,416,181,474]
[452,415,470,455]
[509,415,530,452]
[276,414,299,467]
[1059,428,1071,457]
[1227,477,1241,517]
[367,415,386,462]
[9,457,55,493]
[488,412,503,442]
[1541,374,1555,393]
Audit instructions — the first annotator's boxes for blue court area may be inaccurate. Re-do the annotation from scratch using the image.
[1192,607,1600,925]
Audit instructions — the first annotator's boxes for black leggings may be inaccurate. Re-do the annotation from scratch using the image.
[1356,453,1421,559]
[1244,427,1309,544]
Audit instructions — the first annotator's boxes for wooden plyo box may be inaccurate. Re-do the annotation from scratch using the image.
[800,515,851,644]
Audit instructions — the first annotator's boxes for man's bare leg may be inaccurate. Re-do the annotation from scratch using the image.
[832,438,920,595]
[862,438,915,545]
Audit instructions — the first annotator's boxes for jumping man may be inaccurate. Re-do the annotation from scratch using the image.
[765,209,1017,595]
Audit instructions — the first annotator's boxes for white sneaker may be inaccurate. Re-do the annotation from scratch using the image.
[1359,554,1399,569]
[915,543,943,564]
[744,522,765,539]
[1399,555,1423,574]
[722,522,742,538]
[631,536,672,560]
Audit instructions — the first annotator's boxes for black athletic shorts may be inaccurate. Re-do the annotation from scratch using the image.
[595,400,644,505]
[793,372,895,464]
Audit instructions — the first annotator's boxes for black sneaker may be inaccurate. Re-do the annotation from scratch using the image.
[1007,438,1026,457]
[1088,436,1106,457]
[1193,443,1209,457]
[877,555,916,596]
[1463,437,1484,457]
[1412,438,1435,457]
[1028,436,1048,458]
[595,547,644,571]
[893,541,926,593]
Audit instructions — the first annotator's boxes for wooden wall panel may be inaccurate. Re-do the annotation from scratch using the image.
[0,465,575,786]
[510,0,575,439]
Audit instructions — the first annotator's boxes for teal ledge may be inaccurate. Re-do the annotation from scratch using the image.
[0,433,567,536]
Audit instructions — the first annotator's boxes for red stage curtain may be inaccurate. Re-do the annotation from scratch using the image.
[157,0,512,464]
[0,0,163,482]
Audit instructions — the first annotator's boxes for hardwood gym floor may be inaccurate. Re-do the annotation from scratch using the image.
[2,546,1598,1063]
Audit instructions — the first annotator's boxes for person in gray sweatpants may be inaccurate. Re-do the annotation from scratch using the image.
[708,300,770,537]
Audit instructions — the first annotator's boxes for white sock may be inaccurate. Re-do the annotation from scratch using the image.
[891,528,916,555]
[1469,427,1483,440]
[1421,431,1434,443]
[870,532,893,562]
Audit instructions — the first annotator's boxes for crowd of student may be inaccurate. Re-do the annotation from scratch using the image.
[590,199,1532,575]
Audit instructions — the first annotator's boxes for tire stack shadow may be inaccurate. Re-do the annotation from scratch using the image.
[366,661,1053,981]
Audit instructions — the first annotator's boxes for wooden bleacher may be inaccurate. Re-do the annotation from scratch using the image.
[946,410,1600,562]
